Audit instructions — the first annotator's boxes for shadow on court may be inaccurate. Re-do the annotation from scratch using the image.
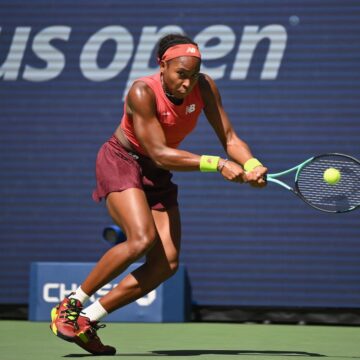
[63,349,327,357]
[152,350,326,357]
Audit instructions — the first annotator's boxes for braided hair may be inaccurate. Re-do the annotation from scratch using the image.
[157,34,198,61]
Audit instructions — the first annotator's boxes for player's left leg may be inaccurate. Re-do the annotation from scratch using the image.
[53,205,181,356]
[93,205,181,312]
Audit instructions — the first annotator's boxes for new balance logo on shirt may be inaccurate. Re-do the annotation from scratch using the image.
[186,104,196,114]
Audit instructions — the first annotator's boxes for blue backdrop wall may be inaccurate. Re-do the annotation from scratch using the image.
[1,0,359,308]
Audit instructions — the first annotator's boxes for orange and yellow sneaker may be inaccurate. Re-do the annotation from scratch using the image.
[50,294,83,341]
[50,295,115,355]
[72,314,116,355]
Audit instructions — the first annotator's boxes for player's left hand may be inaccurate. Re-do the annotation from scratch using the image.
[246,166,268,188]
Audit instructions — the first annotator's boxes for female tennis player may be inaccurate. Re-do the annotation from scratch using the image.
[50,33,268,355]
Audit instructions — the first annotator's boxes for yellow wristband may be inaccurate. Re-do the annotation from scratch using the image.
[244,158,263,172]
[199,155,220,172]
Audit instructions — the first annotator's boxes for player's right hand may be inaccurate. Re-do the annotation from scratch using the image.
[219,160,247,183]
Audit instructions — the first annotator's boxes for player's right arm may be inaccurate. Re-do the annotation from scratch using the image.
[126,81,201,171]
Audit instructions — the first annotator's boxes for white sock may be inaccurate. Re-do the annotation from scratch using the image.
[69,287,90,305]
[81,300,108,322]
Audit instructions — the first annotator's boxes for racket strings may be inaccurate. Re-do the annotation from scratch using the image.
[296,155,360,212]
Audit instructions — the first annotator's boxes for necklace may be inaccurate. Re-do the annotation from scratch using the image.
[161,74,183,105]
[164,90,183,105]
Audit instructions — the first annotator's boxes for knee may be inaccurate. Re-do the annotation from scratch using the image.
[127,229,157,260]
[160,258,179,280]
[168,258,179,275]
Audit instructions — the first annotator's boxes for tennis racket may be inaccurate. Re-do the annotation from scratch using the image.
[266,153,360,213]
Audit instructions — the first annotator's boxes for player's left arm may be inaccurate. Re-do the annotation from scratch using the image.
[198,73,267,187]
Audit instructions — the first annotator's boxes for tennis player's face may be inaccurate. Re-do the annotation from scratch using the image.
[161,56,201,99]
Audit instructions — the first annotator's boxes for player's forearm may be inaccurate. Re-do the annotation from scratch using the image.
[150,147,202,171]
[225,137,255,167]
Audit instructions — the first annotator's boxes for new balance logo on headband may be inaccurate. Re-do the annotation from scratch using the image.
[186,47,197,54]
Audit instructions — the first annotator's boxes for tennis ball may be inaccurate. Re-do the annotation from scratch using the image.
[323,167,341,185]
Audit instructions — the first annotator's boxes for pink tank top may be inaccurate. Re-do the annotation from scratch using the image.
[121,73,204,156]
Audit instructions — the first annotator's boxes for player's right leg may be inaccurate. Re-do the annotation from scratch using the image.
[81,189,158,296]
[50,188,158,354]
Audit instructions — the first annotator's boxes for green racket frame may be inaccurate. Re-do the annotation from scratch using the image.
[266,153,360,213]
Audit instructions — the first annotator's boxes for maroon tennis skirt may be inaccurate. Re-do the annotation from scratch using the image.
[92,135,178,210]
